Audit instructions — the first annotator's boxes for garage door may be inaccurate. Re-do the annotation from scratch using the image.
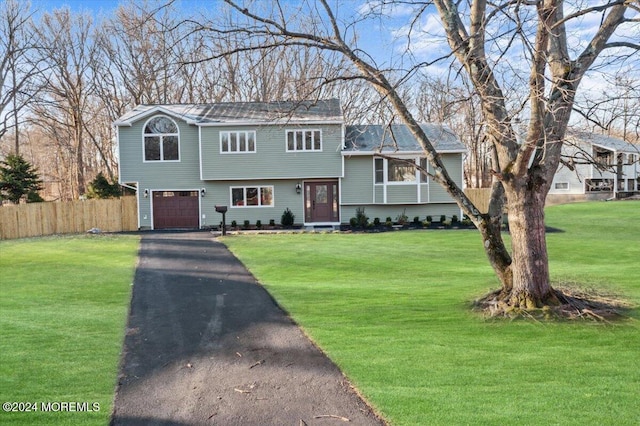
[153,191,199,229]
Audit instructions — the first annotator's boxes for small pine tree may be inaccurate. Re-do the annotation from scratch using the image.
[87,172,121,199]
[0,154,43,204]
[281,208,295,227]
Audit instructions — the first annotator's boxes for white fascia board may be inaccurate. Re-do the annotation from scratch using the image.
[114,106,199,127]
[590,143,616,153]
[197,120,344,127]
[591,142,639,154]
[342,149,466,156]
[201,175,341,181]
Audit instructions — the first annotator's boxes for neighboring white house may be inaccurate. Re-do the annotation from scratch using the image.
[548,131,640,203]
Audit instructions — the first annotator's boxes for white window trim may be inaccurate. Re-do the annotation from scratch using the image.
[142,115,180,163]
[286,129,323,152]
[220,130,257,154]
[374,157,427,185]
[230,185,274,208]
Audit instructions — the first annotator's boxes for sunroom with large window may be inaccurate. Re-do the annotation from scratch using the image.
[373,157,430,204]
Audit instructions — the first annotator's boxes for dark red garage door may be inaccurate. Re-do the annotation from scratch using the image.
[153,191,199,229]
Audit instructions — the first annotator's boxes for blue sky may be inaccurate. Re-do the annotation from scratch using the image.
[33,0,120,15]
[30,0,400,66]
[29,0,639,92]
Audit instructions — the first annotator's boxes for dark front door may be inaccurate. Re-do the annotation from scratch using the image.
[305,181,339,223]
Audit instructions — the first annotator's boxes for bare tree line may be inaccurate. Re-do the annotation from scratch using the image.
[1,0,638,204]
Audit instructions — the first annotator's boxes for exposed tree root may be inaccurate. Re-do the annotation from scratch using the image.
[473,283,635,321]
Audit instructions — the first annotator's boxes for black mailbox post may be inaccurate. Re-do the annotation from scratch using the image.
[215,205,228,236]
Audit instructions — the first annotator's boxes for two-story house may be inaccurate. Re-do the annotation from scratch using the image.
[548,131,639,203]
[115,99,465,230]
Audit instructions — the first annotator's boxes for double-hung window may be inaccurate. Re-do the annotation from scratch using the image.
[221,131,256,153]
[286,129,322,152]
[143,116,179,161]
[231,186,274,207]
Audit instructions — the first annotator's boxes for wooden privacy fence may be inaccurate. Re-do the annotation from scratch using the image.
[463,188,492,214]
[0,197,138,240]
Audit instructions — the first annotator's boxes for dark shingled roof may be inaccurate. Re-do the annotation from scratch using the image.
[344,124,465,153]
[115,99,343,125]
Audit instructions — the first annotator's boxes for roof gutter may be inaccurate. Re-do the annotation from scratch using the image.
[197,120,344,127]
[341,149,467,156]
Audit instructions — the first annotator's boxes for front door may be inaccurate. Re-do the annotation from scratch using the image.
[305,180,339,223]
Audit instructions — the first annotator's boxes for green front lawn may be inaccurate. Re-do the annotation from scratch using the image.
[223,202,640,425]
[0,235,139,426]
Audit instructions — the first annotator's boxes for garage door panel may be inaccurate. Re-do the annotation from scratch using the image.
[153,191,199,229]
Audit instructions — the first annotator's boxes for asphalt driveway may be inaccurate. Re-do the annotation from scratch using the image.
[110,231,384,425]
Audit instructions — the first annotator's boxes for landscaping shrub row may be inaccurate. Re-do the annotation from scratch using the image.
[223,208,298,230]
[217,207,481,231]
[346,207,476,232]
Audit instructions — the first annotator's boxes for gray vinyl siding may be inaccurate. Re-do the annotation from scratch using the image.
[430,154,462,202]
[199,179,305,227]
[387,185,418,203]
[374,186,384,203]
[549,143,591,194]
[341,156,374,203]
[138,193,151,229]
[420,185,429,202]
[429,184,451,203]
[550,163,585,194]
[119,115,200,186]
[200,124,343,180]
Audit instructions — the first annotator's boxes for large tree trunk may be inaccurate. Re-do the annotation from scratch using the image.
[476,174,562,310]
[502,182,559,308]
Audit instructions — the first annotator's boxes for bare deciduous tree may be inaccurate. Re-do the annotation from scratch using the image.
[412,74,491,188]
[572,70,640,142]
[0,0,42,152]
[200,0,639,313]
[31,8,99,198]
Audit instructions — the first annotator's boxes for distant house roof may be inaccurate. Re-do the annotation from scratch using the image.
[567,131,640,154]
[114,99,344,126]
[343,124,466,153]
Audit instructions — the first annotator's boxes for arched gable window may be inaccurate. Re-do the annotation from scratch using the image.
[143,116,179,161]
